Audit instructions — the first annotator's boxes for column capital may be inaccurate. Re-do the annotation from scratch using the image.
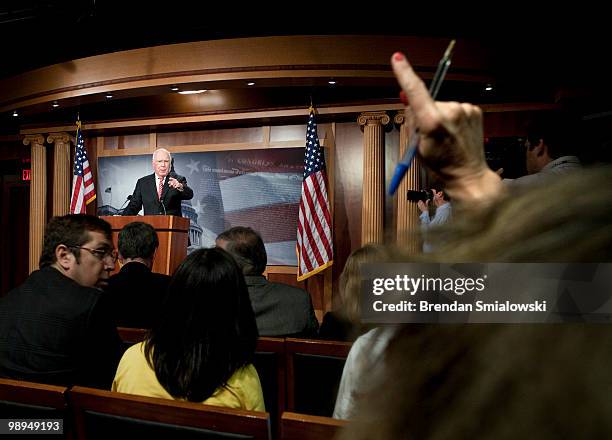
[357,111,390,128]
[393,112,405,126]
[47,132,72,146]
[23,134,45,147]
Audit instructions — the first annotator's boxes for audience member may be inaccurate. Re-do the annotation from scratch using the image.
[0,214,121,388]
[105,221,171,328]
[506,112,582,187]
[113,247,264,411]
[336,50,612,439]
[216,227,319,338]
[319,244,386,341]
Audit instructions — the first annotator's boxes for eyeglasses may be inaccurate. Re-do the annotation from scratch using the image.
[69,246,118,264]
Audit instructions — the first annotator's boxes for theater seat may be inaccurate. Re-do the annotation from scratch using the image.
[285,338,352,417]
[68,386,271,440]
[280,411,347,440]
[0,378,68,438]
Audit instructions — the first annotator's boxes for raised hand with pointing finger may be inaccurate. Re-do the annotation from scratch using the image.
[390,52,503,204]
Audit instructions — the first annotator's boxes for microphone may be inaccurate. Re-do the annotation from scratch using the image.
[118,195,132,215]
[105,187,112,207]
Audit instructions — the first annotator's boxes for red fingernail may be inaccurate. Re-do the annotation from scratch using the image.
[399,90,409,106]
[393,52,405,62]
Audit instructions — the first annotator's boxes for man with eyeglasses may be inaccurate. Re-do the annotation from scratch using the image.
[0,214,122,388]
[122,148,193,217]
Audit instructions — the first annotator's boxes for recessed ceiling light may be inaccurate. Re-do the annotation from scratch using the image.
[170,86,180,91]
[247,82,255,86]
[105,93,113,99]
[52,101,59,108]
[12,110,18,117]
[178,89,207,95]
[484,84,493,91]
[328,80,337,85]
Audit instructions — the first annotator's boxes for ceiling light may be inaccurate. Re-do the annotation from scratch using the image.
[170,86,180,91]
[178,89,207,95]
[247,82,255,86]
[484,84,493,91]
[52,101,59,108]
[328,80,337,85]
[105,93,113,99]
[12,110,18,117]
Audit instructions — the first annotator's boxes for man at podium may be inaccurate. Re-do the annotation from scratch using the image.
[123,148,193,217]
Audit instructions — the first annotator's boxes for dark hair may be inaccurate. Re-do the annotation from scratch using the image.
[216,227,267,275]
[144,247,258,402]
[118,221,159,259]
[39,214,112,268]
[526,111,580,160]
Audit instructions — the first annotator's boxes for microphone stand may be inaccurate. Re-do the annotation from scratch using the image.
[118,195,132,215]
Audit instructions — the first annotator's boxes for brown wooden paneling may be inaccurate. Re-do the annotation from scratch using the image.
[332,122,364,299]
[1,36,490,111]
[104,134,150,150]
[281,411,348,440]
[158,127,264,147]
[103,215,189,276]
[69,386,271,440]
[0,378,67,409]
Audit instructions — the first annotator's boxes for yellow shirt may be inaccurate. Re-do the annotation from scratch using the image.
[112,342,265,412]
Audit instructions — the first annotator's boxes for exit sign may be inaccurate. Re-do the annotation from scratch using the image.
[22,169,31,181]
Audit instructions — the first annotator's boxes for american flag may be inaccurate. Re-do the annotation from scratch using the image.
[297,107,333,281]
[70,120,96,213]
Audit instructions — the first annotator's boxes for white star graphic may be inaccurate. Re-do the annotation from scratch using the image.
[186,159,200,175]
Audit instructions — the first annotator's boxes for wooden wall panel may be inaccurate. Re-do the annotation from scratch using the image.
[332,122,364,299]
[157,127,264,147]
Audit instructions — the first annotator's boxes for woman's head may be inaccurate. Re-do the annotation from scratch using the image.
[338,244,387,324]
[145,247,258,402]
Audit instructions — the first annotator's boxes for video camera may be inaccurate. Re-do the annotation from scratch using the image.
[407,189,434,202]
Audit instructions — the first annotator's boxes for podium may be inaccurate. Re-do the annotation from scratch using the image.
[101,215,190,276]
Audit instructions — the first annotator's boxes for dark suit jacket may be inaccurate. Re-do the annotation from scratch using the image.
[245,275,319,338]
[123,173,194,216]
[0,267,122,389]
[105,262,171,328]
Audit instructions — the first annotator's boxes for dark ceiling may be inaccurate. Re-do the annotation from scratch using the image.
[1,1,610,133]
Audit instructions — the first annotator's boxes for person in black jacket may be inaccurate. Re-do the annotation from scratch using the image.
[0,214,122,388]
[123,148,193,217]
[106,221,171,328]
[216,227,319,337]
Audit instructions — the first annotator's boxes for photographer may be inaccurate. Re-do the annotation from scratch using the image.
[417,188,451,253]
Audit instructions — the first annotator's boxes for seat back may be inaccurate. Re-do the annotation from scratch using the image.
[116,327,147,353]
[285,338,352,417]
[254,337,286,438]
[0,378,68,437]
[68,386,271,440]
[280,411,347,440]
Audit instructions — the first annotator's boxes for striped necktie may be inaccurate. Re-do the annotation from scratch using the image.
[157,176,164,200]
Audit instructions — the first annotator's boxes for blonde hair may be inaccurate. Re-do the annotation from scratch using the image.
[414,166,612,263]
[337,244,387,324]
[338,166,612,439]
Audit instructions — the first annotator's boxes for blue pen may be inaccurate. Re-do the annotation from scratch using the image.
[389,40,456,195]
